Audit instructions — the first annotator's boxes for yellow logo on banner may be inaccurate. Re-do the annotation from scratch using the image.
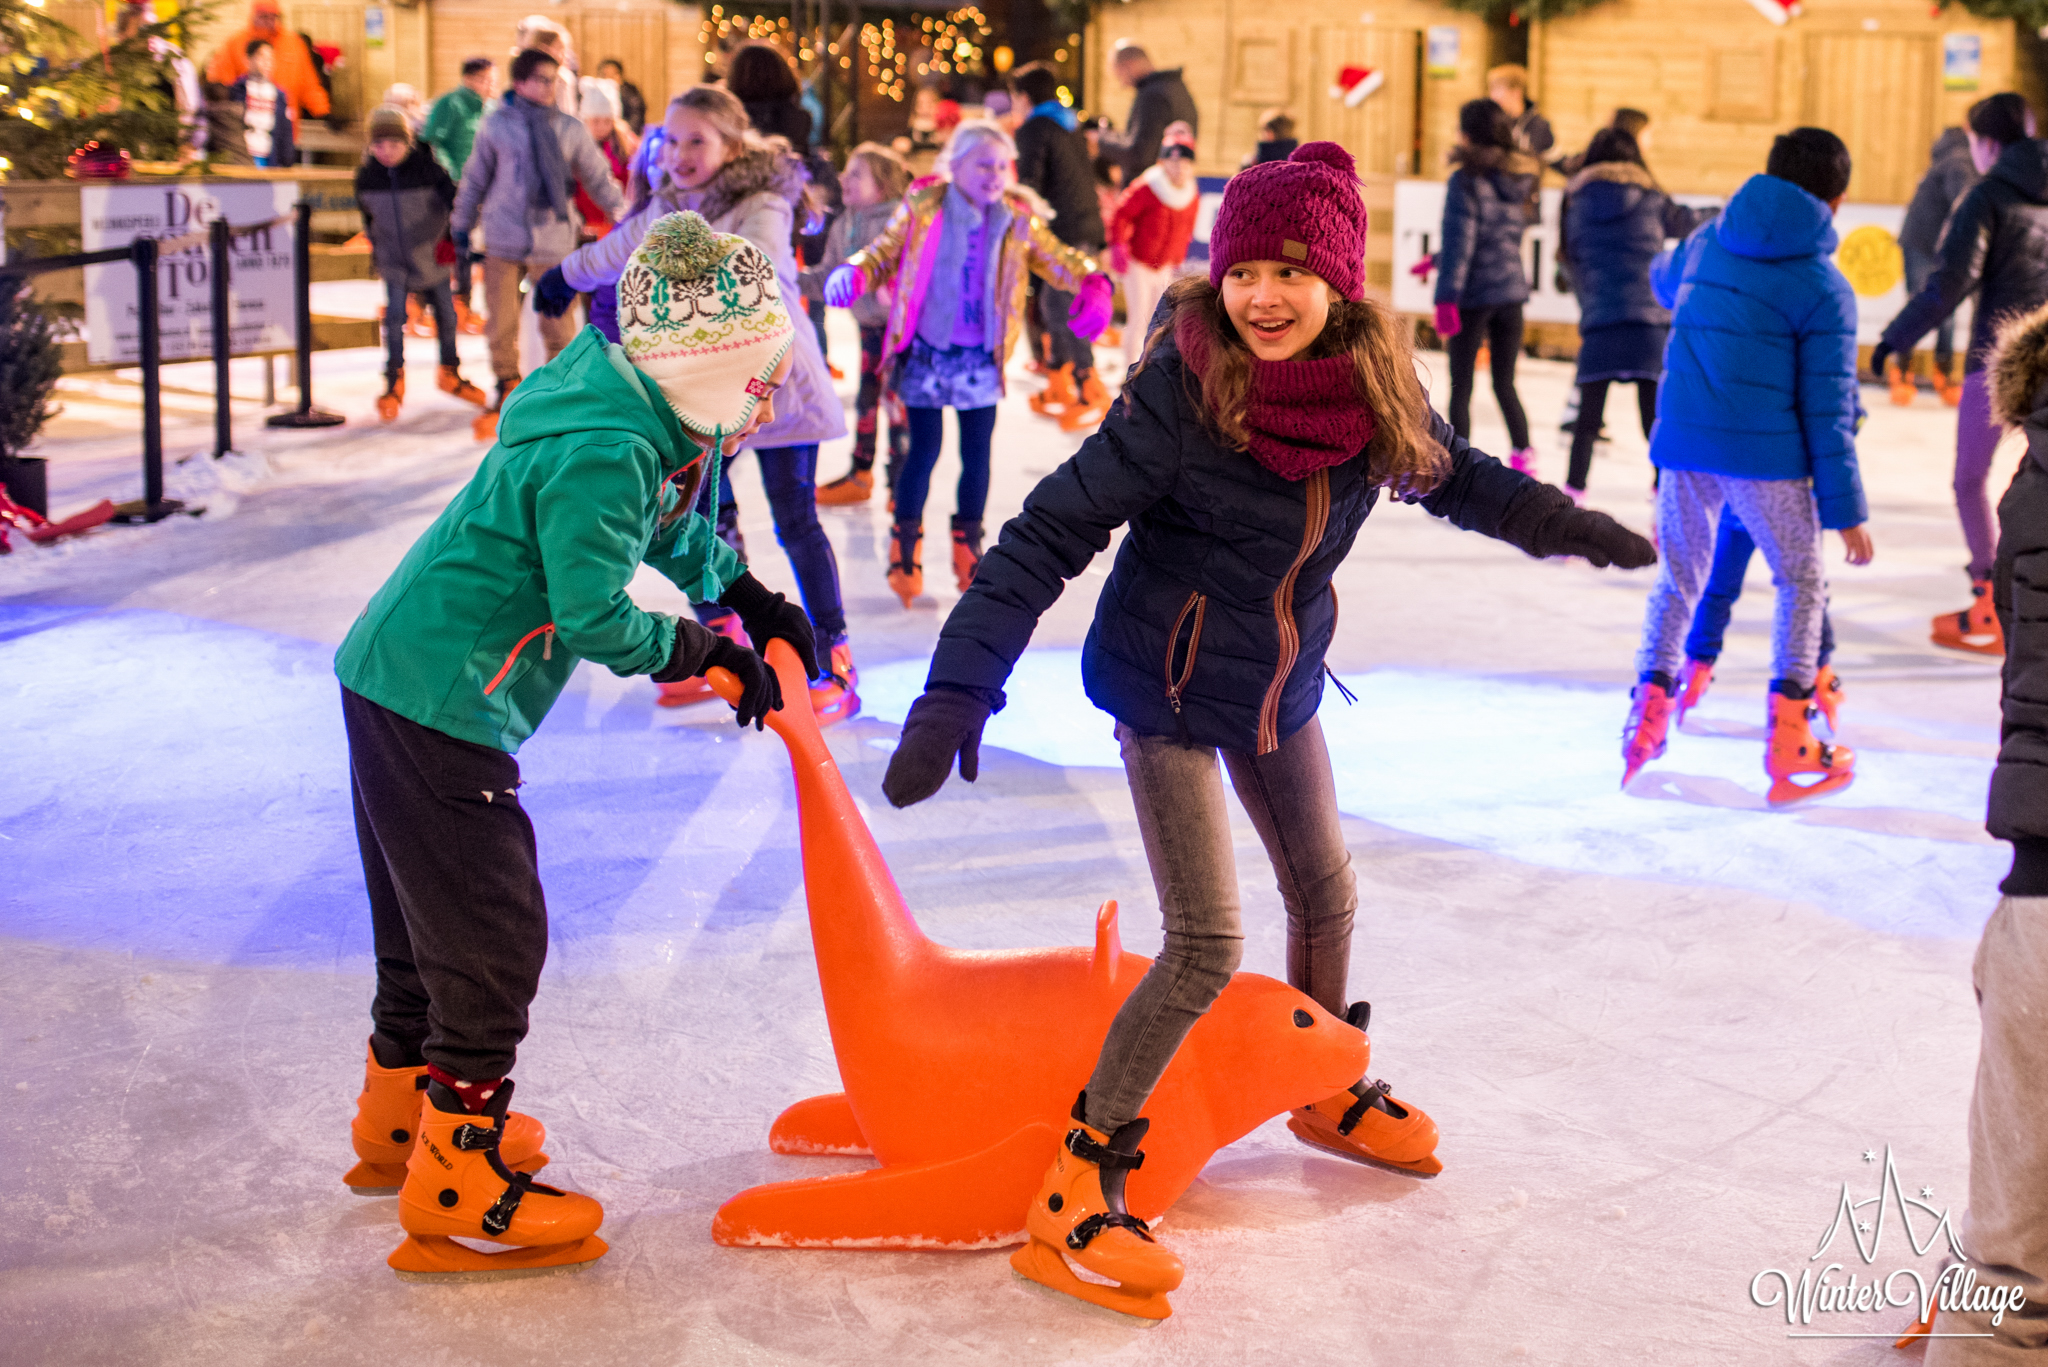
[1837,225,1904,298]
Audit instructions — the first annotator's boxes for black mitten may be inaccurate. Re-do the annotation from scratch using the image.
[882,686,1000,808]
[1496,483,1657,569]
[701,637,782,730]
[718,571,820,679]
[533,265,578,319]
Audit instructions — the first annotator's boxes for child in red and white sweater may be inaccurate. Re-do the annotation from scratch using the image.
[1108,124,1200,368]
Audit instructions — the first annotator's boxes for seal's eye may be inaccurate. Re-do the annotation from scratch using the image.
[1292,1009,1313,1028]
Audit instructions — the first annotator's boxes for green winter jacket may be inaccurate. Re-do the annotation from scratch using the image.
[334,326,743,752]
[421,84,486,184]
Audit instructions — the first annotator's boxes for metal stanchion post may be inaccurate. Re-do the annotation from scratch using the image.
[211,218,235,459]
[112,235,190,524]
[266,200,344,429]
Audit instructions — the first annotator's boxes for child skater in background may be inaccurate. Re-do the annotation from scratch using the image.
[824,119,1114,603]
[235,39,293,167]
[354,105,488,423]
[1433,99,1541,473]
[807,142,914,506]
[1557,126,1702,501]
[538,86,858,724]
[881,144,1655,1319]
[1873,92,2046,659]
[1621,128,1873,805]
[1108,123,1200,371]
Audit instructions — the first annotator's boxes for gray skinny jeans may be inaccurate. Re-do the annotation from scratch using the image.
[1084,717,1358,1134]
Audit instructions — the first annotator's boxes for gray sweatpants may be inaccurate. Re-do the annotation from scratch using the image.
[1637,469,1828,689]
[1925,896,2048,1364]
[1084,718,1359,1134]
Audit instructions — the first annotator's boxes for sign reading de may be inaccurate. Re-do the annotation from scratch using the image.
[80,182,297,365]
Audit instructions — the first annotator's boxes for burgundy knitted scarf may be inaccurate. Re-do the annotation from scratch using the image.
[1175,309,1376,481]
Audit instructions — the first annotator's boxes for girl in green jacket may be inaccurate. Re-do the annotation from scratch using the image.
[331,215,815,1278]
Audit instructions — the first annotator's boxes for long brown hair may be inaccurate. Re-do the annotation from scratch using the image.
[1138,276,1449,496]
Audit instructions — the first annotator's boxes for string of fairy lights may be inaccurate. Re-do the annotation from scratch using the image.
[699,4,993,103]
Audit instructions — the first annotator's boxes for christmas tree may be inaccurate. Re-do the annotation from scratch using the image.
[0,0,210,181]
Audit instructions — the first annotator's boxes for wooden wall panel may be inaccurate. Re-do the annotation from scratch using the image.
[1306,27,1422,177]
[1803,33,1936,204]
[1535,0,2015,201]
[1084,0,1483,179]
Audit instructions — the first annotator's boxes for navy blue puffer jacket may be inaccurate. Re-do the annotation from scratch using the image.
[1434,145,1543,310]
[1881,138,2048,374]
[1649,173,1867,529]
[1561,161,1703,331]
[927,330,1547,755]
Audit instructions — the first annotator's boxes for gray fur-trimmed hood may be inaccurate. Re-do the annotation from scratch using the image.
[1989,300,2048,426]
[697,142,811,224]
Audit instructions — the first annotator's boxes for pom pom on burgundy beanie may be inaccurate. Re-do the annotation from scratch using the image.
[1207,141,1368,301]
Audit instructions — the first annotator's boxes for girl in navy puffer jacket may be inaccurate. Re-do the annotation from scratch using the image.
[1434,99,1543,472]
[876,143,1655,1318]
[1558,128,1711,497]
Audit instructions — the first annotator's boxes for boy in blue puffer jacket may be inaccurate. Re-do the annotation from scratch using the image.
[1621,128,1875,806]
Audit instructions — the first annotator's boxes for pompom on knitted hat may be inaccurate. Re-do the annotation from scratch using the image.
[616,211,796,439]
[1207,142,1368,301]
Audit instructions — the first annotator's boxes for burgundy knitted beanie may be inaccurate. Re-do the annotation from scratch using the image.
[1207,142,1368,301]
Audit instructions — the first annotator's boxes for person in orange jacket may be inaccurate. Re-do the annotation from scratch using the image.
[206,0,330,123]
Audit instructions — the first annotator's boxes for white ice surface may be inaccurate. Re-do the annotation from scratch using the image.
[0,302,2019,1365]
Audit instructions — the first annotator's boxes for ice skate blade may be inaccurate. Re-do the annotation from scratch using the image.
[1286,1118,1443,1177]
[388,1233,607,1280]
[1009,1237,1172,1321]
[1767,771,1855,807]
[1894,1302,1936,1347]
[343,1159,407,1193]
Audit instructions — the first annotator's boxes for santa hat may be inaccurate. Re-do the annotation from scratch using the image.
[1330,65,1384,108]
[1744,0,1799,22]
[616,213,796,442]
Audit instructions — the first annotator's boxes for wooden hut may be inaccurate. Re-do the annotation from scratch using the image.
[1082,0,1492,296]
[1532,0,2025,204]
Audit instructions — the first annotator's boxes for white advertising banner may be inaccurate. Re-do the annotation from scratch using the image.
[1388,180,1963,347]
[80,181,298,364]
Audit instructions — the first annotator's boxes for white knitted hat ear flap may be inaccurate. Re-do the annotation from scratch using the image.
[617,212,798,438]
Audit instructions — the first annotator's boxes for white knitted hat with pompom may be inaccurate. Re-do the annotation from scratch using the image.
[615,211,796,440]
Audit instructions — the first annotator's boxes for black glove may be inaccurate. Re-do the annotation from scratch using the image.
[718,571,820,679]
[451,228,471,258]
[701,636,782,730]
[533,265,577,319]
[883,686,999,808]
[1496,482,1657,569]
[1868,340,1894,381]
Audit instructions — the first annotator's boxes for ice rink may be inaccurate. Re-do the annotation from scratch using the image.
[0,304,2017,1365]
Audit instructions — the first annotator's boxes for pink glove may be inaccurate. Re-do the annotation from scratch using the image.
[824,264,867,309]
[1108,241,1132,275]
[1409,254,1436,282]
[1434,302,1462,339]
[1068,273,1115,341]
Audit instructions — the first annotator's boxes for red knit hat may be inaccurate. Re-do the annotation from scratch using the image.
[1207,142,1368,301]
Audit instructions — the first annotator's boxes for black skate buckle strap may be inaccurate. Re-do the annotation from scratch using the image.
[452,1121,503,1152]
[1065,1127,1145,1171]
[1340,1080,1392,1137]
[481,1173,528,1237]
[1066,1211,1155,1251]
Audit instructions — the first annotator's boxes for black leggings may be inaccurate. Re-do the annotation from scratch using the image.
[1445,304,1530,450]
[1566,379,1659,492]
